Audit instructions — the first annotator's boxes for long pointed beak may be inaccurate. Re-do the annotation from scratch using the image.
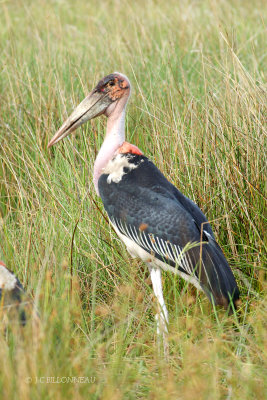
[48,90,112,148]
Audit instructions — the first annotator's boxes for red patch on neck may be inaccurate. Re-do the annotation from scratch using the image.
[117,142,143,155]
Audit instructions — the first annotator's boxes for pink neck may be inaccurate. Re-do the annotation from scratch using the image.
[93,106,126,194]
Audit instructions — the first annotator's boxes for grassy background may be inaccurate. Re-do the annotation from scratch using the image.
[0,0,266,398]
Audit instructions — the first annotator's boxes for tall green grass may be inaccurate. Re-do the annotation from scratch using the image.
[0,0,266,398]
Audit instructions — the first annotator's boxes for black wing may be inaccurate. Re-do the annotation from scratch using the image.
[98,154,239,308]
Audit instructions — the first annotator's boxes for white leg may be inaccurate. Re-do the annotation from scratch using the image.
[149,267,169,356]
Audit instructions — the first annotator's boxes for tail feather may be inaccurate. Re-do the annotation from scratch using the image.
[198,240,240,310]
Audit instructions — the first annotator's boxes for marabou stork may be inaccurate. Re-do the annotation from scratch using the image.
[48,73,240,337]
[0,260,27,325]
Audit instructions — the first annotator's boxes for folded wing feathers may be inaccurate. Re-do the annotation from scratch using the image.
[111,217,200,277]
[110,213,239,308]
